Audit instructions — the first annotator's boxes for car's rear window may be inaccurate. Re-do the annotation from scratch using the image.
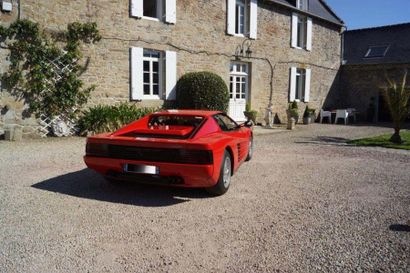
[120,115,205,139]
[148,115,204,127]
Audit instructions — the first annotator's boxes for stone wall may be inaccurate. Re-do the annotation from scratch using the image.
[340,63,410,121]
[1,0,342,137]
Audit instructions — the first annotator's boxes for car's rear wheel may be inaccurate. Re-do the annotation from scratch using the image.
[206,151,232,196]
[245,136,253,161]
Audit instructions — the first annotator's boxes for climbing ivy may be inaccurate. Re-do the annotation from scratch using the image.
[0,19,101,118]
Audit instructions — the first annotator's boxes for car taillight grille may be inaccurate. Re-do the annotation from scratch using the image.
[86,143,213,165]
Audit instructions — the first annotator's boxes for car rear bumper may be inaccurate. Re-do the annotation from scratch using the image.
[84,156,216,187]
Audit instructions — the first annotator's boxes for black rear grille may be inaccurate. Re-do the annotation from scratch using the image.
[86,143,213,165]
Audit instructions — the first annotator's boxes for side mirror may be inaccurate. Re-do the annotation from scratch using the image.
[241,120,253,128]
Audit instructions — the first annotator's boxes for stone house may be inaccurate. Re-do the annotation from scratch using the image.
[0,0,344,137]
[341,23,410,122]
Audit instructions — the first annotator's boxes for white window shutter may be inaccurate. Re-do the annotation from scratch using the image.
[131,47,144,100]
[306,17,313,51]
[304,68,311,102]
[165,51,177,100]
[291,13,298,48]
[131,0,143,18]
[165,0,176,24]
[249,0,258,39]
[227,0,235,35]
[289,67,297,102]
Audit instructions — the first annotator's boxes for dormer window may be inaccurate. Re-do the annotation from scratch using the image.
[297,0,309,11]
[364,45,390,58]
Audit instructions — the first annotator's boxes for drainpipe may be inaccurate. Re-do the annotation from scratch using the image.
[17,0,22,20]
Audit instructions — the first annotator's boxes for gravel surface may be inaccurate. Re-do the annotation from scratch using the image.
[0,124,409,272]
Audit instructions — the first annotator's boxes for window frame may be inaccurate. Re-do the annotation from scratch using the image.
[142,49,163,100]
[234,0,249,36]
[364,45,390,58]
[296,15,307,49]
[297,0,309,11]
[229,62,249,101]
[295,68,306,101]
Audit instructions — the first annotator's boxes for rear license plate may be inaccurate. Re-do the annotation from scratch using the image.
[123,164,159,175]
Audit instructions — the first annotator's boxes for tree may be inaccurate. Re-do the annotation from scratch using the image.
[381,69,410,144]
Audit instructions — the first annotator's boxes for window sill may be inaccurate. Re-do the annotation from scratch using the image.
[143,95,162,100]
[142,16,161,22]
[232,33,248,38]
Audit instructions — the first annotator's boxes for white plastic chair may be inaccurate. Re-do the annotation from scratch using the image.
[346,108,357,123]
[334,109,349,125]
[320,109,331,123]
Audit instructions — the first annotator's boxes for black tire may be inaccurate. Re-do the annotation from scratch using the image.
[206,151,232,196]
[245,136,253,161]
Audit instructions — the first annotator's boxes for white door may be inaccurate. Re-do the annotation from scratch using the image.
[229,62,249,121]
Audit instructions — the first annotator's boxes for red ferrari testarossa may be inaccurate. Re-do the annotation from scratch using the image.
[84,110,253,195]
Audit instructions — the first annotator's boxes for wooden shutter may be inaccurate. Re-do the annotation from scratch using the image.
[306,17,312,51]
[291,13,298,48]
[165,51,177,100]
[227,0,236,35]
[249,0,258,39]
[131,0,143,18]
[131,47,144,100]
[289,67,297,102]
[304,68,311,102]
[165,0,176,24]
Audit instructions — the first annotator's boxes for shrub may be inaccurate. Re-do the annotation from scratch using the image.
[303,105,316,118]
[78,103,157,135]
[176,71,229,112]
[287,102,299,118]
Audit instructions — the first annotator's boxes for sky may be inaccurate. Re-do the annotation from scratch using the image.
[325,0,410,30]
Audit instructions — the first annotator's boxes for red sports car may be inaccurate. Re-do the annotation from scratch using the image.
[84,110,253,195]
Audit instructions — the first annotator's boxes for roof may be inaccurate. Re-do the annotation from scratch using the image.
[268,0,344,26]
[153,110,222,116]
[343,22,410,65]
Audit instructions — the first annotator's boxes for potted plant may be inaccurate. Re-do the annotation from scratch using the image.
[303,105,316,125]
[244,103,258,124]
[286,101,299,130]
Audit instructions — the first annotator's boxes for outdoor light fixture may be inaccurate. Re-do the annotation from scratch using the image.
[235,38,253,60]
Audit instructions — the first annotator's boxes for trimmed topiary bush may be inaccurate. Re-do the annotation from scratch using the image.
[176,71,229,112]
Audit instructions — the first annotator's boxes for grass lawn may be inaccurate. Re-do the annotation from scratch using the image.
[348,130,410,150]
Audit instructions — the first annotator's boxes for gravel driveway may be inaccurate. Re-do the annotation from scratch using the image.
[0,124,409,272]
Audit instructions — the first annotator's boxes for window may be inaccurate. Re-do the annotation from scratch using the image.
[143,50,162,99]
[131,47,177,101]
[290,67,311,102]
[292,13,312,50]
[131,0,176,24]
[297,15,307,48]
[213,114,239,131]
[235,0,248,35]
[229,63,248,100]
[143,0,162,19]
[227,0,257,39]
[295,68,306,101]
[297,0,309,11]
[364,45,389,58]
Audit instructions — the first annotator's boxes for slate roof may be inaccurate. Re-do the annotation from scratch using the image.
[343,23,410,65]
[269,0,344,26]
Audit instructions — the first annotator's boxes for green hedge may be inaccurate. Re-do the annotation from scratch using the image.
[78,103,157,135]
[176,71,229,112]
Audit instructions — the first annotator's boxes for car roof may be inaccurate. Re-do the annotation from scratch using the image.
[152,109,222,117]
